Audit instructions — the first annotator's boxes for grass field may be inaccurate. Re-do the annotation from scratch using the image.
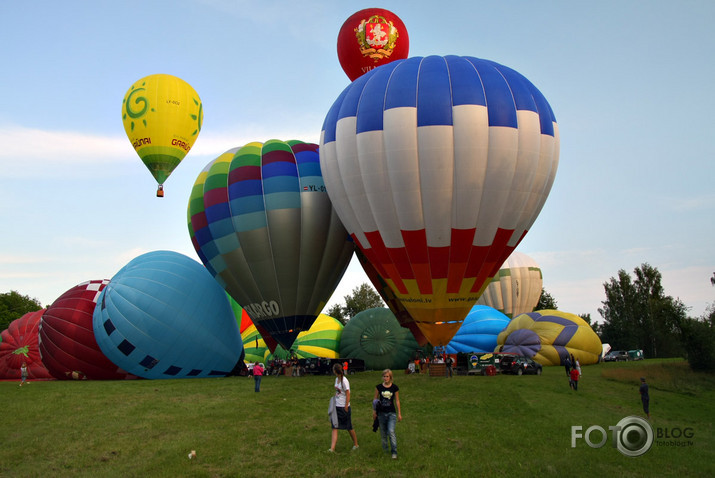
[1,359,713,477]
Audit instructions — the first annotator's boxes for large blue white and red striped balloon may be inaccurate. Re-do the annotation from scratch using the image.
[320,55,559,346]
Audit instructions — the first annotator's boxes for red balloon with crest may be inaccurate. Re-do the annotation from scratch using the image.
[337,8,409,81]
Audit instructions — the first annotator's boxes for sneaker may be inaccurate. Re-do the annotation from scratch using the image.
[351,445,359,451]
[326,449,334,453]
[392,453,397,459]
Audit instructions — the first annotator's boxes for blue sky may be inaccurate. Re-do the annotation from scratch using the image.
[1,1,713,322]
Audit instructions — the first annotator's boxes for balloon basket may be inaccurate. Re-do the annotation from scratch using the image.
[156,185,164,198]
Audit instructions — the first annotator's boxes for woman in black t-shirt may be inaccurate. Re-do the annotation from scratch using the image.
[373,369,402,459]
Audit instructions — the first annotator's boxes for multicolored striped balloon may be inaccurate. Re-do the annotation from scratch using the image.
[188,140,354,350]
[320,55,559,345]
[270,314,343,360]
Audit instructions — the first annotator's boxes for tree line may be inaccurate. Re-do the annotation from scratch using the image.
[3,262,713,371]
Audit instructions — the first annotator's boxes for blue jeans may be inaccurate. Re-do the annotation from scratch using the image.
[377,412,397,454]
[254,375,261,392]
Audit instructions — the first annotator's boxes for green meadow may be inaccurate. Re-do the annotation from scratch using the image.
[1,359,712,477]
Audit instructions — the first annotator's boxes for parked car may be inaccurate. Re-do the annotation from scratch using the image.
[499,355,543,375]
[628,349,644,360]
[604,350,629,362]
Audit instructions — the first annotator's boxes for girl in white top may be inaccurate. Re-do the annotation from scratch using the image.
[328,363,359,452]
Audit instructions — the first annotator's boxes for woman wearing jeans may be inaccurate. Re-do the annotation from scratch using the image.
[373,369,402,459]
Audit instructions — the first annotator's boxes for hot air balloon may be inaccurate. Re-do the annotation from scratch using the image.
[476,251,543,318]
[270,314,343,360]
[337,8,409,82]
[122,73,203,197]
[0,310,53,380]
[187,140,354,350]
[496,310,602,366]
[38,280,135,380]
[445,305,510,354]
[92,251,244,379]
[320,55,559,346]
[340,308,419,371]
[236,303,272,365]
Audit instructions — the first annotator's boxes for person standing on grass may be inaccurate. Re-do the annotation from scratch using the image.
[253,362,264,392]
[569,367,580,391]
[19,362,28,387]
[373,369,402,459]
[639,377,650,419]
[445,356,454,378]
[564,355,572,377]
[328,363,359,452]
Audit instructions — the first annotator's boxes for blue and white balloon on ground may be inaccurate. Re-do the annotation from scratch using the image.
[92,251,244,379]
[445,305,510,354]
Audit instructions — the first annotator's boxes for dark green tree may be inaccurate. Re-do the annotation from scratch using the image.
[327,283,384,325]
[598,263,686,358]
[0,291,44,332]
[677,302,715,372]
[325,303,345,324]
[536,288,558,310]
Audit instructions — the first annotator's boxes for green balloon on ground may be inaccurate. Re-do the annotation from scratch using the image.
[340,308,419,371]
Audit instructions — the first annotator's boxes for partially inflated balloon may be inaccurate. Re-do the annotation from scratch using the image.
[237,305,271,365]
[496,310,602,366]
[187,140,354,350]
[92,251,243,379]
[0,310,53,380]
[476,251,543,318]
[122,74,203,196]
[445,305,510,354]
[320,55,559,345]
[39,280,134,380]
[340,308,418,370]
[337,8,409,81]
[271,314,343,360]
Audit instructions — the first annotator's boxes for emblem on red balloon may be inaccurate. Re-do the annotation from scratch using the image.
[337,8,409,81]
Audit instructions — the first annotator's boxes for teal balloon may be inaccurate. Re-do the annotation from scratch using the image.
[340,308,419,371]
[92,251,244,379]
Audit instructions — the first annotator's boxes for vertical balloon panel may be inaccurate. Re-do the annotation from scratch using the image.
[320,55,559,346]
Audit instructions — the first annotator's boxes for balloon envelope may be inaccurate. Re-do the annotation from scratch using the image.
[39,280,134,380]
[476,251,543,318]
[320,55,559,345]
[92,251,243,379]
[445,305,510,354]
[122,73,203,192]
[337,8,409,81]
[496,310,602,366]
[271,314,343,360]
[340,308,419,370]
[0,310,53,380]
[187,140,354,350]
